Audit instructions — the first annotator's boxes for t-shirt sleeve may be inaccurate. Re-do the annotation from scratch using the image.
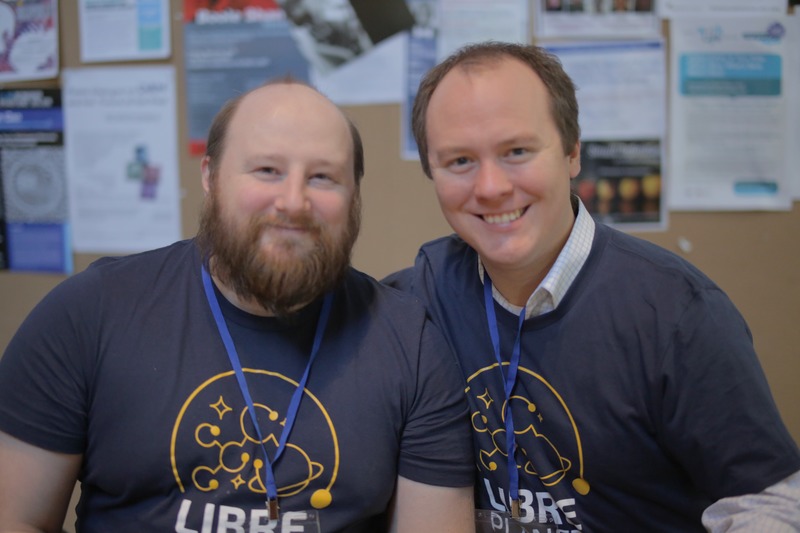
[0,273,98,454]
[396,318,474,488]
[381,266,414,292]
[657,286,800,499]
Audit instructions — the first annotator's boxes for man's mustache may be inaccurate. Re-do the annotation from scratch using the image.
[253,213,321,234]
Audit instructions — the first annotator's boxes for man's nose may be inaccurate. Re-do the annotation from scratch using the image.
[275,172,310,214]
[474,160,513,201]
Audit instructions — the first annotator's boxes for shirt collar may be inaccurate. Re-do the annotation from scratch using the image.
[478,196,595,318]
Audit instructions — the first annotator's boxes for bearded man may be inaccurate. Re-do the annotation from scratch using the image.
[0,80,475,533]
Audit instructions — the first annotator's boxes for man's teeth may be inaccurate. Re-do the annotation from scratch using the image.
[483,209,523,225]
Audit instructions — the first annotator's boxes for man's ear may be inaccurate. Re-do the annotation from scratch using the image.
[201,156,212,194]
[568,141,581,179]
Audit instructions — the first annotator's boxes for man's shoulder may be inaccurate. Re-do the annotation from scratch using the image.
[386,234,474,281]
[596,224,720,291]
[66,239,198,296]
[337,268,440,346]
[417,234,472,261]
[344,267,425,309]
[87,239,196,273]
[380,235,472,296]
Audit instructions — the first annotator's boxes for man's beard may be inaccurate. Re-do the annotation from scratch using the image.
[197,186,361,319]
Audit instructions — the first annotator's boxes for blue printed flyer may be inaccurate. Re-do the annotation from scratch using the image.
[0,89,72,274]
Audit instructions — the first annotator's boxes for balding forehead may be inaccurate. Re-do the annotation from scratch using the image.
[238,83,351,134]
[245,82,336,113]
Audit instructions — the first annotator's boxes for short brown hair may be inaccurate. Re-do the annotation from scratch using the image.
[204,77,364,184]
[412,41,580,178]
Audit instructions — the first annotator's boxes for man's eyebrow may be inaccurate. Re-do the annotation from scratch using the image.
[433,135,543,158]
[499,134,542,147]
[307,156,349,170]
[243,154,348,168]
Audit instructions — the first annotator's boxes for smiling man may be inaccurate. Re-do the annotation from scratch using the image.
[385,41,800,532]
[0,80,474,533]
[197,81,361,319]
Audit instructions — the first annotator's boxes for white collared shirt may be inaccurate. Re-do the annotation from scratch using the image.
[479,197,595,318]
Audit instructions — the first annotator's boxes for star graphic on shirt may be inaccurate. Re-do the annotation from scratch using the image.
[211,396,232,420]
[478,389,493,409]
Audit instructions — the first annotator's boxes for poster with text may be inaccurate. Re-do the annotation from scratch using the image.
[0,89,71,274]
[183,0,309,155]
[669,17,794,210]
[658,0,786,18]
[0,0,58,83]
[183,0,415,154]
[545,40,666,230]
[0,188,6,270]
[79,0,172,62]
[787,14,800,199]
[575,140,662,227]
[63,66,181,253]
[534,0,660,40]
[402,0,529,160]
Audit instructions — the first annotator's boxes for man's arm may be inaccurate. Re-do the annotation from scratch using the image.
[0,431,82,533]
[389,476,474,533]
[701,469,800,533]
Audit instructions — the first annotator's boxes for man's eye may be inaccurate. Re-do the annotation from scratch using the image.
[310,173,335,185]
[508,147,528,157]
[257,167,280,176]
[442,156,474,175]
[449,156,471,168]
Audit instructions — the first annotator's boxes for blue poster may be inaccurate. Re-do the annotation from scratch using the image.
[0,89,72,274]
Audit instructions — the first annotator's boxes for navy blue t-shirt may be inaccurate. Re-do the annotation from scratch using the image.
[0,240,474,533]
[385,224,800,532]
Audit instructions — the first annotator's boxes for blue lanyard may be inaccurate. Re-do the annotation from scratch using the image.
[201,265,333,519]
[483,274,526,518]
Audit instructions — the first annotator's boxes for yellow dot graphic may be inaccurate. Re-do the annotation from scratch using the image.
[572,478,590,495]
[269,411,279,421]
[211,426,220,436]
[310,489,332,509]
